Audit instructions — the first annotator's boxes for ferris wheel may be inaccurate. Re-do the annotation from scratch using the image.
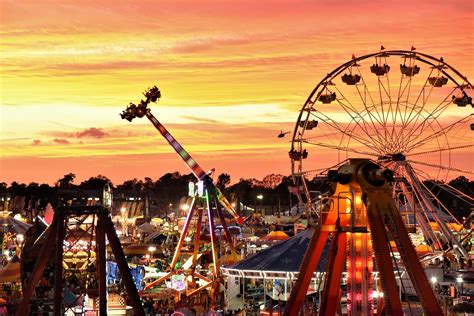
[290,48,473,258]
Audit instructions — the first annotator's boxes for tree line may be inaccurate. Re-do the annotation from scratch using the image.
[0,173,472,220]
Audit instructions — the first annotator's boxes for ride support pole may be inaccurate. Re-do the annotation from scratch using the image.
[319,231,347,315]
[53,209,66,316]
[96,217,107,316]
[103,214,145,316]
[284,229,329,316]
[213,194,236,253]
[170,197,197,269]
[16,218,58,316]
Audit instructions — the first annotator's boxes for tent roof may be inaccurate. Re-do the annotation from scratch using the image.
[231,229,329,272]
[260,230,290,241]
[0,215,32,234]
[0,261,21,283]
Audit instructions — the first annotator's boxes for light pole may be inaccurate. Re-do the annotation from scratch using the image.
[257,195,263,213]
[457,277,463,297]
[431,276,438,296]
[148,246,156,265]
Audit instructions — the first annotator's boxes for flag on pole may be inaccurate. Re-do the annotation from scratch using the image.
[380,45,385,51]
[411,46,416,51]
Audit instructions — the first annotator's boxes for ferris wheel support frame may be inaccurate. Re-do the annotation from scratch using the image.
[284,159,443,315]
[401,161,469,259]
[291,49,473,262]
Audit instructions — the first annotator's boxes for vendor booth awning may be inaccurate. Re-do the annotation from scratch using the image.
[260,230,290,241]
[0,214,32,234]
[0,261,21,283]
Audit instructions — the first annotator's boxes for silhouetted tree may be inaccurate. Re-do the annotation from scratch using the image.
[56,173,76,188]
[262,174,284,189]
[79,175,111,190]
[216,173,231,191]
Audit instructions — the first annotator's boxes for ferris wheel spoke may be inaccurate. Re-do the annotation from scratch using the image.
[412,167,467,224]
[396,59,433,148]
[405,114,471,153]
[407,143,474,157]
[303,160,352,176]
[332,92,386,153]
[407,159,474,175]
[415,171,474,205]
[303,140,379,157]
[401,67,436,127]
[348,65,393,149]
[353,64,388,127]
[402,86,458,149]
[310,109,382,153]
[332,82,391,153]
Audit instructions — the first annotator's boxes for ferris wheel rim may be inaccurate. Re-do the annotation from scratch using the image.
[290,49,473,229]
[291,50,472,152]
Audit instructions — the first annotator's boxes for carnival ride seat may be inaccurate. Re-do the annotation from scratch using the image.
[370,64,390,76]
[288,149,308,161]
[298,120,318,130]
[428,76,448,87]
[452,92,473,107]
[400,64,420,76]
[318,92,337,104]
[341,73,361,85]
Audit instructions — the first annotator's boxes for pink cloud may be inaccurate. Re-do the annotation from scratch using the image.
[53,138,70,144]
[76,127,108,139]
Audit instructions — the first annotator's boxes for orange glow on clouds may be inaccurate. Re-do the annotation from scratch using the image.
[1,0,473,184]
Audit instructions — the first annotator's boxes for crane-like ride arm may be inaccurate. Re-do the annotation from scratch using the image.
[121,86,242,306]
[120,86,243,224]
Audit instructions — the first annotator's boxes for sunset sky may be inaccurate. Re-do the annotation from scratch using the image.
[1,0,473,185]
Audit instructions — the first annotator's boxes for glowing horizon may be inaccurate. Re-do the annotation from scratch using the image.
[1,0,473,185]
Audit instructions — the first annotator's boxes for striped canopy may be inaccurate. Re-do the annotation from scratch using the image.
[0,261,21,283]
[0,214,32,234]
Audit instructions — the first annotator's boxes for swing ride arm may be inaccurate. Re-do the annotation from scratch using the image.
[121,85,243,224]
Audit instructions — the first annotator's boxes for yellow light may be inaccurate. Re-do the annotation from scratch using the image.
[355,195,362,208]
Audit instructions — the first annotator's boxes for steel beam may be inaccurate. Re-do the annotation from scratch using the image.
[103,213,145,316]
[96,218,107,316]
[53,210,66,316]
[319,231,347,315]
[284,229,329,316]
[16,219,58,316]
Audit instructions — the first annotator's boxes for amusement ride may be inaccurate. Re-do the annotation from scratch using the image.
[121,86,244,309]
[286,48,473,314]
[16,185,146,316]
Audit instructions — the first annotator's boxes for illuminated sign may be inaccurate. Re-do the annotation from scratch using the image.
[170,274,186,292]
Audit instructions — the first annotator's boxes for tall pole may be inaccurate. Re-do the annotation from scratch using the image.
[53,209,66,316]
[96,218,107,316]
[16,220,58,316]
[103,213,145,316]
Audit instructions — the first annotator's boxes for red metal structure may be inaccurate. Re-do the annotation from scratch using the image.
[284,159,443,315]
[121,86,243,307]
[16,203,145,316]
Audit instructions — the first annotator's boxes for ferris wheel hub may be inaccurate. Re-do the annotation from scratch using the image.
[377,153,406,162]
